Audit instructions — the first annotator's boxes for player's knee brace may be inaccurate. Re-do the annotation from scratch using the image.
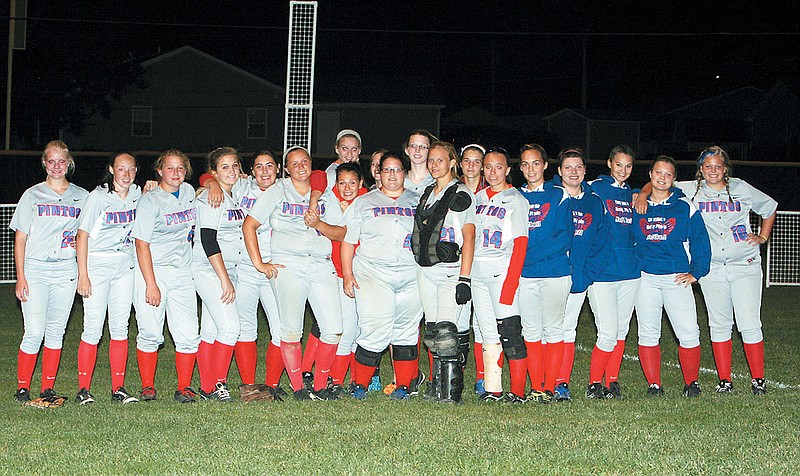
[393,344,418,361]
[355,346,383,367]
[423,322,437,351]
[434,321,460,359]
[497,315,527,360]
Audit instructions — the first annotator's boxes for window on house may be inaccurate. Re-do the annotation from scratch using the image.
[247,108,267,139]
[131,106,152,137]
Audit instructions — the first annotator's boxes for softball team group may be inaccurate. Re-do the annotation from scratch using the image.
[11,133,777,406]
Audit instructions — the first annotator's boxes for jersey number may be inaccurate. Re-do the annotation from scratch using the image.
[440,227,455,243]
[482,229,502,249]
[730,224,748,243]
[61,230,76,249]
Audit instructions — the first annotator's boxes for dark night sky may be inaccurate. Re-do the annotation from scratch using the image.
[3,0,798,118]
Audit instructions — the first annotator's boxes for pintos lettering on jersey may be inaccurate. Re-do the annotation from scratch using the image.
[104,209,136,224]
[606,199,633,225]
[239,195,257,210]
[475,204,507,218]
[640,216,676,241]
[371,206,416,217]
[281,201,327,216]
[227,208,246,221]
[697,200,742,213]
[37,204,81,218]
[164,208,197,226]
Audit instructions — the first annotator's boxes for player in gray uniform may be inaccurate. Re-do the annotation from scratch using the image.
[342,152,423,399]
[636,146,777,394]
[403,130,436,194]
[413,141,476,403]
[242,146,346,401]
[12,140,88,404]
[74,151,141,405]
[193,147,247,403]
[471,148,530,402]
[131,150,200,404]
[324,129,362,190]
[233,151,283,395]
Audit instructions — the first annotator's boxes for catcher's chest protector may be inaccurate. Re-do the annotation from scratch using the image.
[412,183,459,267]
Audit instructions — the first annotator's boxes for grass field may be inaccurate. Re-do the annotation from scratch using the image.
[1,283,798,475]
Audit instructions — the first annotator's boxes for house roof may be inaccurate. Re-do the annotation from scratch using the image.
[544,108,645,123]
[666,86,765,115]
[141,46,284,95]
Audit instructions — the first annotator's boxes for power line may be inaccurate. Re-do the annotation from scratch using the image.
[4,16,800,36]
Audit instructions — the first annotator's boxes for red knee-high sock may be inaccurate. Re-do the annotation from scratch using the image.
[41,347,62,391]
[474,342,484,382]
[281,341,304,391]
[212,342,235,385]
[77,340,98,390]
[137,349,158,389]
[525,340,544,391]
[711,340,733,381]
[312,342,337,391]
[543,341,564,392]
[427,349,434,382]
[589,345,613,384]
[17,350,38,390]
[330,353,351,385]
[109,339,129,391]
[234,341,258,385]
[352,359,376,388]
[556,342,575,385]
[301,334,320,374]
[197,340,214,393]
[743,341,765,380]
[264,342,285,387]
[509,358,528,397]
[638,345,661,385]
[678,345,701,385]
[175,351,196,391]
[394,358,419,388]
[605,339,626,383]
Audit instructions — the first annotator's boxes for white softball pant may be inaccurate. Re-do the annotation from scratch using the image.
[337,277,359,355]
[236,261,280,345]
[353,258,422,352]
[134,266,199,353]
[81,253,134,345]
[700,263,764,344]
[563,291,587,344]
[635,272,700,348]
[417,263,463,325]
[587,278,640,352]
[196,267,240,346]
[19,260,78,353]
[456,300,482,343]
[519,275,571,343]
[472,259,519,345]
[270,255,342,344]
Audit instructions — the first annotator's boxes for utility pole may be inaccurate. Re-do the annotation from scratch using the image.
[5,0,16,150]
[580,36,587,110]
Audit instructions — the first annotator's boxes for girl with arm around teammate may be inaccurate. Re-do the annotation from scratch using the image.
[633,156,711,398]
[636,146,777,394]
[12,140,88,405]
[242,146,346,401]
[74,151,141,405]
[131,150,200,404]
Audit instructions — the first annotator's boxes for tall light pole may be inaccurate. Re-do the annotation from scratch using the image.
[5,0,16,150]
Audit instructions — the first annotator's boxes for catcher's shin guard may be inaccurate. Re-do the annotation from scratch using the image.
[457,330,470,370]
[435,322,463,402]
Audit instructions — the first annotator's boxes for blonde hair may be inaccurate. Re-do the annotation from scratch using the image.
[41,140,75,176]
[154,149,193,180]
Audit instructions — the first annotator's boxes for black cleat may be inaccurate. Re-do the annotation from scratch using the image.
[683,381,702,398]
[586,383,605,399]
[751,378,766,395]
[647,383,664,397]
[15,388,31,403]
[75,388,95,405]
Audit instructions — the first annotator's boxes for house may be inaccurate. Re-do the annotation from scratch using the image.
[66,46,443,155]
[544,109,643,161]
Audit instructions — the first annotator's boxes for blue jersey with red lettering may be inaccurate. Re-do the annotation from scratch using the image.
[519,180,573,279]
[633,193,711,278]
[587,175,640,282]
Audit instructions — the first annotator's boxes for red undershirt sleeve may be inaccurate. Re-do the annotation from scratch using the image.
[310,170,328,192]
[500,236,528,305]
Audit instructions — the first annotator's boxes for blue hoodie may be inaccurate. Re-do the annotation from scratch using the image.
[519,180,573,279]
[550,176,610,293]
[633,192,711,278]
[587,175,640,282]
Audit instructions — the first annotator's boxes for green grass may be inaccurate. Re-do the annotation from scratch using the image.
[1,284,798,475]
